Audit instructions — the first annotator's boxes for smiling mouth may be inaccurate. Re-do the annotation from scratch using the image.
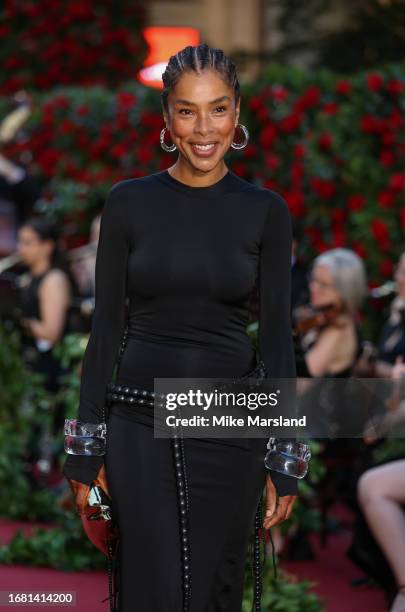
[190,142,218,151]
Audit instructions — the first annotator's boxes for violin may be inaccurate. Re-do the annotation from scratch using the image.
[293,302,346,335]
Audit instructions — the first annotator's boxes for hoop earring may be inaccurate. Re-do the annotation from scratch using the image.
[231,123,249,150]
[160,127,177,152]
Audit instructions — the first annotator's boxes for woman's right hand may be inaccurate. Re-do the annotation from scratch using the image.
[68,464,110,515]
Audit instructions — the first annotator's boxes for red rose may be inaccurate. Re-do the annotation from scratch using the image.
[318,133,333,150]
[389,173,405,191]
[310,177,336,199]
[387,80,405,95]
[382,132,395,147]
[388,110,404,130]
[77,104,89,116]
[335,80,352,95]
[291,162,304,184]
[284,191,304,217]
[377,190,395,208]
[361,114,385,134]
[257,107,270,122]
[367,73,384,92]
[117,91,136,110]
[60,118,76,135]
[244,143,257,159]
[259,123,277,147]
[371,219,390,250]
[265,154,280,171]
[379,150,395,167]
[294,85,321,112]
[293,143,306,158]
[249,96,264,112]
[111,143,128,158]
[279,113,302,133]
[347,195,366,211]
[272,85,289,103]
[322,102,339,115]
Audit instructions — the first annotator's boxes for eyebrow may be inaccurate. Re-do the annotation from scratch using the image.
[173,95,231,106]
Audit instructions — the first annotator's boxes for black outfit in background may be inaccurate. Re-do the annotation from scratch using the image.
[63,169,297,611]
[19,268,69,392]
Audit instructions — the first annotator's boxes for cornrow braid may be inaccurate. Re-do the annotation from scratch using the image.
[161,43,240,112]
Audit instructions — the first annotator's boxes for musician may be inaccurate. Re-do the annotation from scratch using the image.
[295,247,367,379]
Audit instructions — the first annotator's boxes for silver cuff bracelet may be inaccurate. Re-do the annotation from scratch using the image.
[264,438,311,479]
[64,418,107,456]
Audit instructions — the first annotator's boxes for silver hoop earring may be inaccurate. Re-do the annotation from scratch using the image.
[231,123,249,150]
[160,127,177,152]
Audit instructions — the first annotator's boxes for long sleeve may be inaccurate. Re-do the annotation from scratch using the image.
[62,182,130,485]
[258,192,298,496]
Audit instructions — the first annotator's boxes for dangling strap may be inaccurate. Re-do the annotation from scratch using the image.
[250,494,278,612]
[101,541,120,611]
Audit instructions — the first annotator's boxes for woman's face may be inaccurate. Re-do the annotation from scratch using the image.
[309,264,342,308]
[394,253,405,297]
[17,226,52,267]
[163,68,240,174]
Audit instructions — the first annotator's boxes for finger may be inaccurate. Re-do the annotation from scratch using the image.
[263,496,290,529]
[264,476,277,522]
[284,495,297,521]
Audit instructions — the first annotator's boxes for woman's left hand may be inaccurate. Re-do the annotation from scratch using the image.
[263,472,297,529]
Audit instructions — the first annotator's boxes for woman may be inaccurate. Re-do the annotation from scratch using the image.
[296,248,366,379]
[16,216,74,478]
[293,249,368,549]
[63,44,301,611]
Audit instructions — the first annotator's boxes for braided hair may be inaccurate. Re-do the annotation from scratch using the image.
[161,43,240,112]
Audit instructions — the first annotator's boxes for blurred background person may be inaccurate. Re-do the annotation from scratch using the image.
[16,216,76,485]
[291,249,369,553]
[374,251,405,379]
[69,212,101,300]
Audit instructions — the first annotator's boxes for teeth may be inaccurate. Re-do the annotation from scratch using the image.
[193,143,216,150]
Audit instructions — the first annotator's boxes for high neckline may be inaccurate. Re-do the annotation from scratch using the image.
[155,168,236,197]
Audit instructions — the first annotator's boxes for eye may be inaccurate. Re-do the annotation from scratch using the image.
[179,108,193,115]
[214,106,226,113]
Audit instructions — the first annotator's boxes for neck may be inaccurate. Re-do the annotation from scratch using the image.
[31,259,51,277]
[167,159,229,188]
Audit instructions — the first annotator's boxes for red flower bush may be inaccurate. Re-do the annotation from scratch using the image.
[0,0,147,94]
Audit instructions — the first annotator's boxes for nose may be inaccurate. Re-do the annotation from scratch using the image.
[194,112,213,136]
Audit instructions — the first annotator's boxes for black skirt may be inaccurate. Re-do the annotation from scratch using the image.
[105,406,267,611]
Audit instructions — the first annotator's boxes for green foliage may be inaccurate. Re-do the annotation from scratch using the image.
[243,558,324,611]
[0,512,105,571]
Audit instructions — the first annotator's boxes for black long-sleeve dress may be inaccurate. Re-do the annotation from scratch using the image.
[63,168,297,611]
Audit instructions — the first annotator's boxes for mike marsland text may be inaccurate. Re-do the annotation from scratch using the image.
[165,414,307,428]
